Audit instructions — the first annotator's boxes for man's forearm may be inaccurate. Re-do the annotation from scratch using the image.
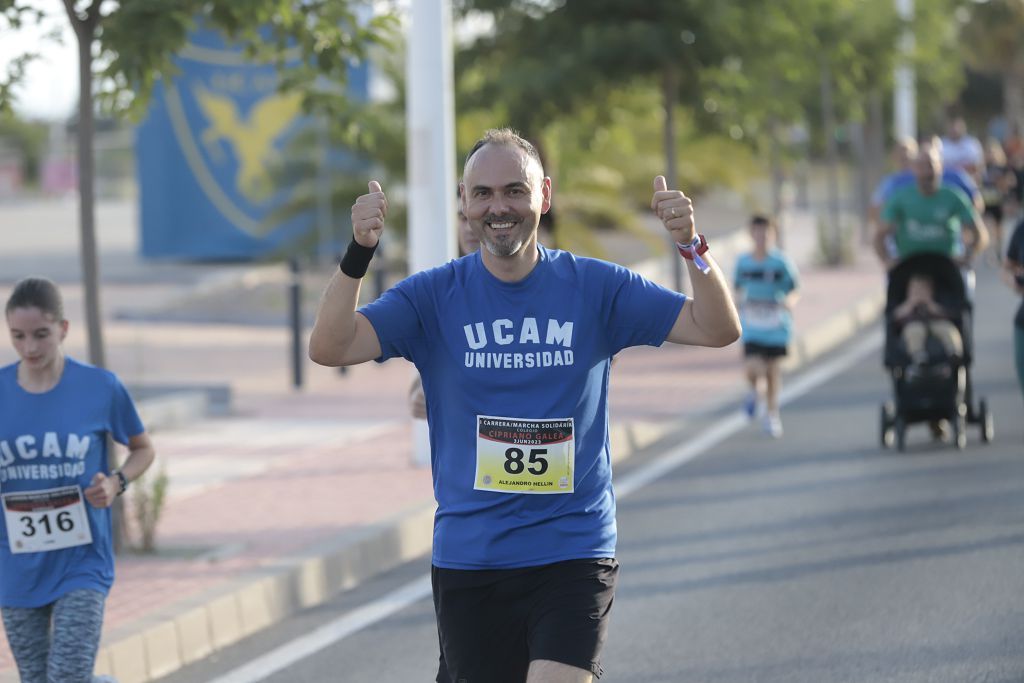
[309,271,363,365]
[970,217,989,255]
[686,254,741,345]
[873,228,892,264]
[120,443,156,483]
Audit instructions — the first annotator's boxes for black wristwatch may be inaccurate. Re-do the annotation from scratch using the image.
[113,470,128,496]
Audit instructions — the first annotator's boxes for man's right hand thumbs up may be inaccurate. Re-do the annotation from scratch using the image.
[351,180,389,248]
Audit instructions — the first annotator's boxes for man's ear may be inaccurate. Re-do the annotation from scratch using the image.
[541,176,553,214]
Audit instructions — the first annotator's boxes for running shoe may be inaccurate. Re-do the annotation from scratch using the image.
[764,413,783,438]
[743,391,758,420]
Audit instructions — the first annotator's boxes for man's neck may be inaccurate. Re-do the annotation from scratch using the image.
[481,238,541,283]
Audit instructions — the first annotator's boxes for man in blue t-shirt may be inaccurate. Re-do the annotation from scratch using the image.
[309,128,741,683]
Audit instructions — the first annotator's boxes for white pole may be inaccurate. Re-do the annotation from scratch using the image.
[894,0,916,141]
[406,0,457,467]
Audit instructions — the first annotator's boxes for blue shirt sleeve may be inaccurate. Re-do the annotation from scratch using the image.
[945,169,979,200]
[604,264,686,355]
[780,254,800,293]
[108,375,145,445]
[358,273,429,363]
[871,176,894,207]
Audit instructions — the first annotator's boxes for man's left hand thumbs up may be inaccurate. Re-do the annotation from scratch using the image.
[651,175,695,244]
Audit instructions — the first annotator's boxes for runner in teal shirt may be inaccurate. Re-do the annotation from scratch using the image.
[875,141,988,269]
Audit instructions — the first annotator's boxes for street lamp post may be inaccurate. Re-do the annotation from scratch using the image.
[406,0,457,466]
[894,0,916,141]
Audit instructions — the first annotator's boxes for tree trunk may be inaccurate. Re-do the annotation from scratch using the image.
[820,58,842,266]
[68,5,105,369]
[662,62,686,293]
[865,90,887,244]
[768,119,785,249]
[1005,52,1024,137]
[66,1,120,551]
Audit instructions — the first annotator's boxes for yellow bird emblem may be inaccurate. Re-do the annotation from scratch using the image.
[194,86,303,203]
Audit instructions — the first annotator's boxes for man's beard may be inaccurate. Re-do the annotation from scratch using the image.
[483,232,525,257]
[480,214,528,256]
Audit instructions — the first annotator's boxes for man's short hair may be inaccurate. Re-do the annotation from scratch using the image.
[750,214,774,229]
[464,128,544,175]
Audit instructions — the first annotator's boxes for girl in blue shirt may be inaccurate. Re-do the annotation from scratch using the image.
[2,277,155,683]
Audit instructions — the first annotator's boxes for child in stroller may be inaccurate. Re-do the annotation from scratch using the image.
[880,253,994,450]
[891,272,963,366]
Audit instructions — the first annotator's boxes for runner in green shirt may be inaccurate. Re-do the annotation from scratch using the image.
[875,140,988,270]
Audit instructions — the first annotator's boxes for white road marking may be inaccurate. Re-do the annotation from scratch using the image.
[209,329,884,683]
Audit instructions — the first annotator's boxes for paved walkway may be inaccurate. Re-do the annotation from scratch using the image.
[0,200,888,682]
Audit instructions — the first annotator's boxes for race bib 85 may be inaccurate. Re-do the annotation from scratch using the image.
[474,416,574,494]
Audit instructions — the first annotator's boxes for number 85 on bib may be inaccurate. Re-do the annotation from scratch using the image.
[474,416,575,494]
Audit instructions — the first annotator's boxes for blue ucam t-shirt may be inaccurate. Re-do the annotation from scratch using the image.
[360,246,686,570]
[0,358,144,608]
[734,250,799,347]
[871,168,979,208]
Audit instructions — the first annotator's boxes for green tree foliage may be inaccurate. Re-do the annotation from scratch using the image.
[0,0,395,369]
[700,0,964,145]
[0,115,48,184]
[453,0,747,262]
[266,43,408,262]
[455,0,726,136]
[957,0,1024,132]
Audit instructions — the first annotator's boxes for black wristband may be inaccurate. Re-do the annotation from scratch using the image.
[339,238,378,279]
[113,470,128,496]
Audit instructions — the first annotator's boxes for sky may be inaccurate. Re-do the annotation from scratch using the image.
[0,4,79,121]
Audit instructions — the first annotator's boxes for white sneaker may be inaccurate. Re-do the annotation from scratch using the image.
[763,414,783,438]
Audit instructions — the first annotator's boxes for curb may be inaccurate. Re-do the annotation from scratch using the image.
[133,384,233,433]
[92,505,436,682]
[81,280,887,683]
[134,391,209,433]
[785,289,886,372]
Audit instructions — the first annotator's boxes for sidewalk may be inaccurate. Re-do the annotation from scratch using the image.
[0,206,886,683]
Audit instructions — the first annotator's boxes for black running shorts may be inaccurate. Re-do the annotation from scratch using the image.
[744,342,788,358]
[433,558,619,683]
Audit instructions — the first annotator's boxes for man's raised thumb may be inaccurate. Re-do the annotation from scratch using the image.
[368,180,383,194]
[90,472,105,486]
[653,175,668,193]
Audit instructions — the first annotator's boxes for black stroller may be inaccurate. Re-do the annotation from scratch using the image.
[879,253,994,451]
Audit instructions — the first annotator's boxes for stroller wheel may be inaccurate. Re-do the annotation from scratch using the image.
[880,402,895,449]
[895,417,907,452]
[979,399,994,444]
[953,413,967,450]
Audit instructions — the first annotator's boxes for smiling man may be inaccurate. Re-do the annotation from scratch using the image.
[309,128,740,683]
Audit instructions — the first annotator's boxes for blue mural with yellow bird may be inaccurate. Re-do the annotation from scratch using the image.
[136,26,368,261]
